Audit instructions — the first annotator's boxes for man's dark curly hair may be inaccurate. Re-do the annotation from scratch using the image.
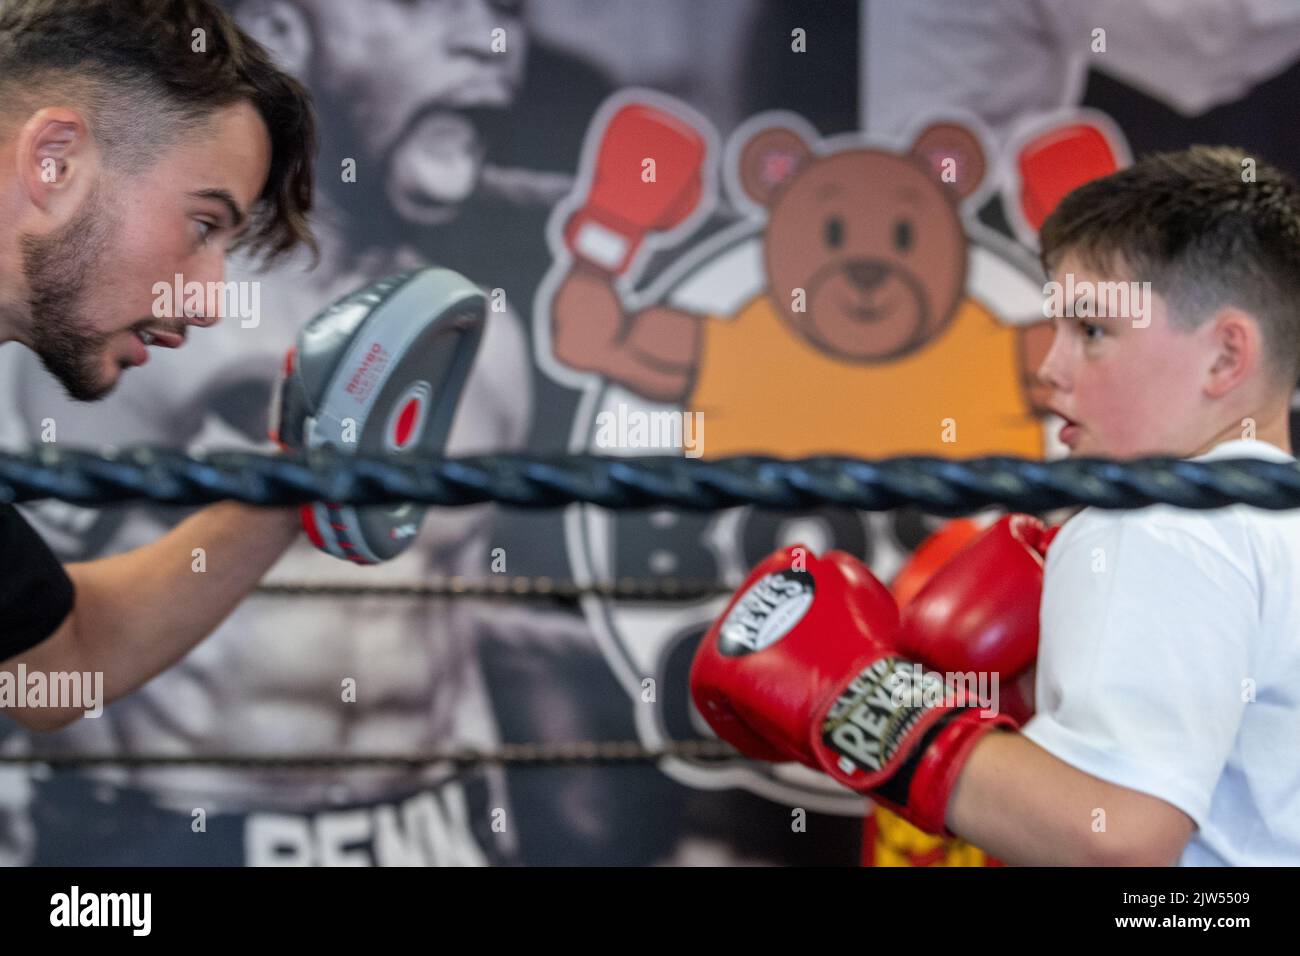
[0,0,317,264]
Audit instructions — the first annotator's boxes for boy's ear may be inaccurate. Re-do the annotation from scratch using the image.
[1204,308,1267,401]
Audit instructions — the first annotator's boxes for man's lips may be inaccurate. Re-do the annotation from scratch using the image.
[125,326,187,366]
[133,327,187,349]
[127,332,148,367]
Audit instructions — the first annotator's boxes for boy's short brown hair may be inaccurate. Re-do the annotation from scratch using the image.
[0,0,316,264]
[1040,146,1300,390]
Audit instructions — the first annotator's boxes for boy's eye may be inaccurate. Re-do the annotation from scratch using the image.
[194,220,217,244]
[1079,320,1104,340]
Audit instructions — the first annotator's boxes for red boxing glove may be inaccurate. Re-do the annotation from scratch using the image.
[890,518,983,610]
[565,103,708,275]
[1018,121,1122,231]
[690,547,1014,836]
[895,515,1055,724]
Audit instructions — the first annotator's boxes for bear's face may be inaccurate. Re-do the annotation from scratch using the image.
[765,151,967,362]
[738,122,984,363]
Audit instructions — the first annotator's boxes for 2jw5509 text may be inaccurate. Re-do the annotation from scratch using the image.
[1123,891,1249,908]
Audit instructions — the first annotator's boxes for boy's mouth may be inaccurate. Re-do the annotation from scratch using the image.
[1048,405,1082,449]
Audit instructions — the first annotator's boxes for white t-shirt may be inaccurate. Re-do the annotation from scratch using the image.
[1023,438,1300,865]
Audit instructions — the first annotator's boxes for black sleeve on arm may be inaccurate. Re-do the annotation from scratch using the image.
[0,503,75,659]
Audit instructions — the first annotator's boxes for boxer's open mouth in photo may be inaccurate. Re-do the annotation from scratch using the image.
[387,110,486,222]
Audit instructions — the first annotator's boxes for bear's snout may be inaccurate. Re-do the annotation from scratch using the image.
[843,259,891,293]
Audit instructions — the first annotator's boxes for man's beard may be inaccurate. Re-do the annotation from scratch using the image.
[20,186,124,402]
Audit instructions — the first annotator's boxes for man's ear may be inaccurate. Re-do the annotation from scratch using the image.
[15,107,97,216]
[737,127,813,209]
[236,0,313,75]
[909,122,986,203]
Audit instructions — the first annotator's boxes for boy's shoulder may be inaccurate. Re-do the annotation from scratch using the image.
[1051,441,1300,589]
[1054,504,1252,565]
[1053,439,1297,563]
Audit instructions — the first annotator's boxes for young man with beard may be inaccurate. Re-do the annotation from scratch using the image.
[0,0,316,729]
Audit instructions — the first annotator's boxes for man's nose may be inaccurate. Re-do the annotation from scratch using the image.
[182,259,225,329]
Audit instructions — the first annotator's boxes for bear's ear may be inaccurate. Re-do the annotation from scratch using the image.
[738,127,813,208]
[909,123,986,202]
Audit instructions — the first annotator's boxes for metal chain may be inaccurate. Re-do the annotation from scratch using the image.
[0,740,736,769]
[254,579,732,601]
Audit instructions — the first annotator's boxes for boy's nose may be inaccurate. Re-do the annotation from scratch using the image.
[1036,326,1071,393]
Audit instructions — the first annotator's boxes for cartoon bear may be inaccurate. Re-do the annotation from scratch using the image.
[552,116,1052,459]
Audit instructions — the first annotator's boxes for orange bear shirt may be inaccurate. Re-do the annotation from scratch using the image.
[687,294,1043,458]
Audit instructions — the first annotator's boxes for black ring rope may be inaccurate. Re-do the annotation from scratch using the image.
[9,446,1286,775]
[2,447,1298,513]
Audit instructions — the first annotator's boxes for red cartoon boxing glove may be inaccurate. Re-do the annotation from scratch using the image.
[564,103,708,275]
[1018,120,1124,231]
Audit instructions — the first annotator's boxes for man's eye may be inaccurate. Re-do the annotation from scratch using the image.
[1079,320,1104,340]
[194,220,217,244]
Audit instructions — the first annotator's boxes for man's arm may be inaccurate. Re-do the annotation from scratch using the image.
[2,502,300,731]
[947,730,1196,865]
